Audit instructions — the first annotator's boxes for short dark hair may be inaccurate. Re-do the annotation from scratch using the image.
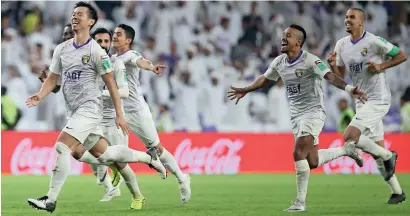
[289,24,307,47]
[65,23,72,28]
[91,27,112,41]
[74,1,98,30]
[350,8,366,22]
[117,24,135,48]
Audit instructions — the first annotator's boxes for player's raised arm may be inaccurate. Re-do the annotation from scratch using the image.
[102,60,129,98]
[327,40,346,78]
[368,36,408,73]
[134,52,166,76]
[312,54,367,103]
[26,45,63,107]
[228,57,279,105]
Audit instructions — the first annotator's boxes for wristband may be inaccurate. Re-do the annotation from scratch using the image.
[345,85,354,93]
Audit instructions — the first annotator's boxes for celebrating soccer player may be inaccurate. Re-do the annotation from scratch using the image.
[228,24,366,212]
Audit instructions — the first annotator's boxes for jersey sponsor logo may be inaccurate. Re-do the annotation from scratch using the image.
[360,48,368,56]
[286,84,301,95]
[295,69,304,78]
[314,60,328,71]
[349,62,363,73]
[64,70,82,82]
[81,55,90,64]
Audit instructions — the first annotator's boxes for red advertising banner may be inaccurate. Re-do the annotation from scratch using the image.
[2,132,410,175]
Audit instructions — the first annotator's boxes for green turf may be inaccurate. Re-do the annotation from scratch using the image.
[1,174,409,216]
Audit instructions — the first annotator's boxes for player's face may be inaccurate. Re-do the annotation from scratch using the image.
[94,33,111,54]
[112,27,130,49]
[62,26,74,42]
[71,7,94,31]
[344,9,363,33]
[280,28,300,53]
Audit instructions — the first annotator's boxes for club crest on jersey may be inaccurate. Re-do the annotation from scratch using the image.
[81,55,90,64]
[295,69,304,78]
[360,48,368,56]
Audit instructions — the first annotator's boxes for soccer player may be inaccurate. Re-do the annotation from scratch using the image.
[328,8,407,204]
[26,2,166,212]
[111,24,191,204]
[228,24,366,212]
[39,25,149,208]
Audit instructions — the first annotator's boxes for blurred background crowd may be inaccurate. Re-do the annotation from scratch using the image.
[2,1,410,133]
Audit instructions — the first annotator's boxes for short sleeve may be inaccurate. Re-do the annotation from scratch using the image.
[334,40,344,67]
[263,57,280,81]
[92,44,113,75]
[128,50,143,65]
[114,60,128,87]
[373,35,400,57]
[49,44,63,75]
[309,54,331,78]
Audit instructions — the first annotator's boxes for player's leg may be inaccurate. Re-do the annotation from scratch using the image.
[308,142,363,169]
[71,141,114,191]
[127,105,191,204]
[100,126,145,209]
[370,122,406,204]
[285,135,313,212]
[345,104,397,181]
[27,131,81,213]
[375,140,406,204]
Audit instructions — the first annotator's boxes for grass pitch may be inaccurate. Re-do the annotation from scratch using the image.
[2,174,409,216]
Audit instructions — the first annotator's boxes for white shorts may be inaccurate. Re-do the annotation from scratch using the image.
[292,117,325,145]
[102,125,128,146]
[349,103,389,141]
[126,105,160,148]
[62,112,104,150]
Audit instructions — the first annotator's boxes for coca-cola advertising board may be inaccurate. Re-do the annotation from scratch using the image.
[2,132,410,175]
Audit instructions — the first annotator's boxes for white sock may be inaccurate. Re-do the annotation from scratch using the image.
[89,164,98,176]
[318,147,346,166]
[98,145,151,164]
[47,142,71,202]
[159,148,185,183]
[375,158,403,194]
[78,151,112,165]
[295,160,310,203]
[97,165,113,191]
[356,136,392,161]
[119,165,143,198]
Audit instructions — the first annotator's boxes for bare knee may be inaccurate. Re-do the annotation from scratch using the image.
[88,137,108,159]
[57,131,81,152]
[293,136,313,161]
[72,145,86,160]
[308,158,318,169]
[344,126,361,143]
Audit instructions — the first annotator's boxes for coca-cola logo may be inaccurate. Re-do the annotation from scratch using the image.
[174,138,244,175]
[323,139,391,174]
[10,138,83,175]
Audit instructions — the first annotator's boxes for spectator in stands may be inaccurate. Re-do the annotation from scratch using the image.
[1,86,21,131]
[337,97,355,133]
[154,104,174,132]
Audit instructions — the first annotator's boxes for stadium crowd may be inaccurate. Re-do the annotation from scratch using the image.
[2,1,410,132]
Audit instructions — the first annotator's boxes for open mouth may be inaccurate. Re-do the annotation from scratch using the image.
[281,41,288,48]
[346,23,352,28]
[72,20,79,26]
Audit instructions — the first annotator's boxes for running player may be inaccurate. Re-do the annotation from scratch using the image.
[228,24,366,212]
[328,8,407,204]
[27,2,166,212]
[111,24,191,204]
